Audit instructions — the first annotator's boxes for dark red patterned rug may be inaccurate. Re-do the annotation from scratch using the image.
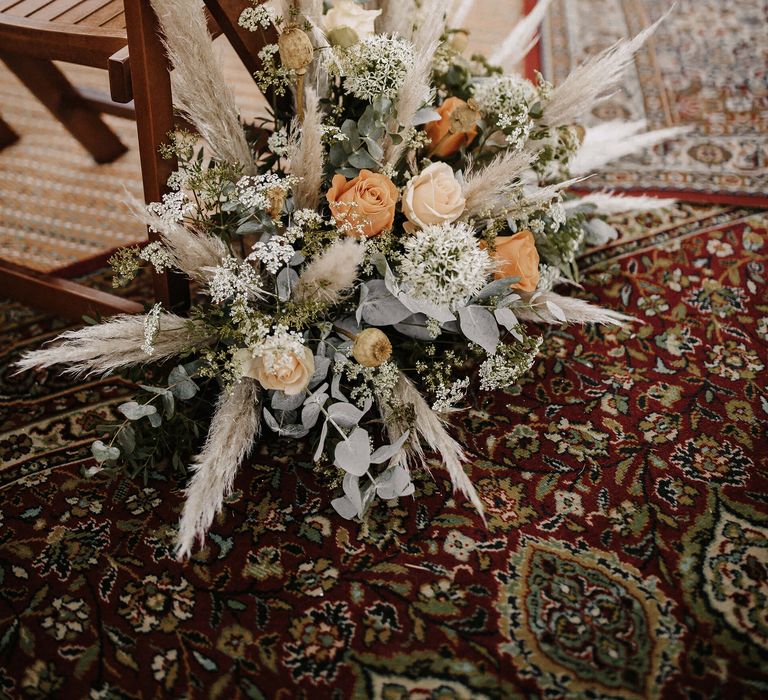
[1,209,767,698]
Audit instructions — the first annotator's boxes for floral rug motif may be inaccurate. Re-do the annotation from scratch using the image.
[1,209,767,697]
[535,0,768,207]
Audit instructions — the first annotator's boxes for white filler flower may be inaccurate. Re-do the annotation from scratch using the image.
[398,222,494,311]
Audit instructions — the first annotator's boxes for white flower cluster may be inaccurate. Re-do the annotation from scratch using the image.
[208,257,263,306]
[284,208,323,243]
[478,339,542,392]
[139,241,173,273]
[342,359,400,406]
[321,125,349,142]
[398,222,494,310]
[238,4,277,31]
[253,324,306,374]
[432,377,470,413]
[336,36,414,101]
[472,75,540,149]
[235,173,296,211]
[146,191,192,232]
[248,235,295,274]
[267,127,295,158]
[142,303,162,356]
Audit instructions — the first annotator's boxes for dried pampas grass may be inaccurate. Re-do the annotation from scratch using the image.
[462,150,535,216]
[449,0,476,29]
[127,199,227,280]
[176,380,261,559]
[518,291,637,325]
[376,0,417,38]
[294,237,365,304]
[489,0,554,68]
[149,0,253,170]
[564,191,675,215]
[386,373,486,522]
[385,41,438,166]
[16,314,210,377]
[569,120,691,175]
[412,0,447,56]
[290,87,325,210]
[541,12,668,128]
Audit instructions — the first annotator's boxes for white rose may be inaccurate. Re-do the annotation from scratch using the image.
[323,0,381,41]
[402,162,466,230]
[235,346,315,396]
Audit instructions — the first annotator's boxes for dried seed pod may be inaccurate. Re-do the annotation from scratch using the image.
[449,101,481,134]
[352,328,392,368]
[266,187,285,220]
[448,30,469,54]
[278,26,314,75]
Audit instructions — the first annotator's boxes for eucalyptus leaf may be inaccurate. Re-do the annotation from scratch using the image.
[342,473,363,515]
[116,425,136,455]
[394,313,433,340]
[309,355,331,388]
[271,390,306,411]
[92,440,119,463]
[314,421,329,462]
[376,465,414,500]
[148,411,162,428]
[495,306,519,330]
[334,427,371,476]
[118,402,158,421]
[168,365,198,400]
[458,305,500,354]
[331,495,358,520]
[331,373,347,401]
[276,267,298,301]
[360,280,411,326]
[370,430,411,464]
[327,402,366,429]
[475,276,521,301]
[348,149,379,170]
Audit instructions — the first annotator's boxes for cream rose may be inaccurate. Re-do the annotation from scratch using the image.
[402,162,466,230]
[235,347,315,396]
[323,1,381,42]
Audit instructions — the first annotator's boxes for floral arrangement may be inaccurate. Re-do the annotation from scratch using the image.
[18,0,681,559]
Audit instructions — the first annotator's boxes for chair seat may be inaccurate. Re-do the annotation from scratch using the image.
[0,0,126,30]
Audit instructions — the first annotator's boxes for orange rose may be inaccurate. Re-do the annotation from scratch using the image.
[326,169,398,238]
[492,230,540,293]
[425,97,479,158]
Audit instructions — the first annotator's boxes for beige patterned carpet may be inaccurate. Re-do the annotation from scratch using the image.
[0,40,270,274]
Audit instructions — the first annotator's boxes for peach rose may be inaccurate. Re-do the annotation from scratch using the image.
[235,347,315,396]
[492,230,540,293]
[425,97,479,158]
[327,170,398,238]
[402,162,466,230]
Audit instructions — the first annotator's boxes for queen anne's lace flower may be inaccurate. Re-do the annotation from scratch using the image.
[248,235,295,275]
[139,241,173,273]
[398,222,494,310]
[335,36,414,101]
[146,191,193,232]
[142,303,162,356]
[208,258,263,306]
[472,75,540,149]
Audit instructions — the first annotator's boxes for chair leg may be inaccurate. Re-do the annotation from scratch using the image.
[0,53,128,164]
[123,0,190,313]
[0,115,19,149]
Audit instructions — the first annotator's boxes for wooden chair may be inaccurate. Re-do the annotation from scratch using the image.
[0,0,279,319]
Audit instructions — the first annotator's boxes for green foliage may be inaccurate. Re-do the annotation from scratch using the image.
[90,362,211,484]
